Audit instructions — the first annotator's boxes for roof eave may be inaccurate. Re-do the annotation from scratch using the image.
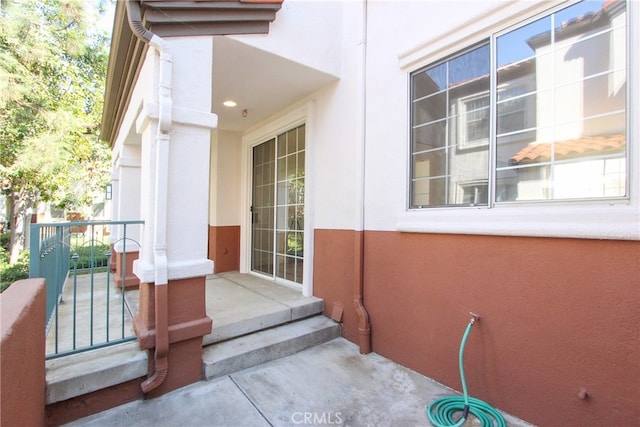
[100,0,283,146]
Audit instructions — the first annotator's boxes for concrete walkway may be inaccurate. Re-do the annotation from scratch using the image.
[46,271,135,356]
[66,338,533,427]
[46,272,328,405]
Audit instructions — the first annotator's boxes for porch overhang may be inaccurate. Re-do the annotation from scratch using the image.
[101,0,284,146]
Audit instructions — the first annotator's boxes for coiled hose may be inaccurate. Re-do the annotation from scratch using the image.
[427,315,507,427]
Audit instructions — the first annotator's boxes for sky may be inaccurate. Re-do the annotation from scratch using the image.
[85,0,116,36]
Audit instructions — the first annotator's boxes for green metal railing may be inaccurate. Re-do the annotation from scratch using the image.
[29,220,143,359]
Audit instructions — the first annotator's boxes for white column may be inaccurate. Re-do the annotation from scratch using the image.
[114,145,142,252]
[133,37,217,283]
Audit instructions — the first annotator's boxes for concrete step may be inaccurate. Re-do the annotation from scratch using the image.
[203,273,324,346]
[203,315,340,380]
[45,273,328,405]
[46,341,147,404]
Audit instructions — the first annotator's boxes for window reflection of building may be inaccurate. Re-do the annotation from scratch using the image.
[411,43,491,207]
[499,0,627,202]
[410,0,627,207]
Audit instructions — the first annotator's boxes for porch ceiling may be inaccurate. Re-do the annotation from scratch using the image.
[102,0,337,144]
[102,0,282,146]
[212,36,337,132]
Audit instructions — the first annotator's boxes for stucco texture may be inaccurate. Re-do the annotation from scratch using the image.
[0,278,46,427]
[313,229,640,426]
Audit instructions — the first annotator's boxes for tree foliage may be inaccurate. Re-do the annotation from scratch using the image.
[0,0,112,262]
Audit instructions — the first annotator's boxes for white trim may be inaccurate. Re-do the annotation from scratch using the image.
[114,239,142,253]
[167,259,215,281]
[133,259,154,283]
[136,101,218,133]
[115,156,141,169]
[398,1,570,72]
[301,101,315,297]
[397,203,640,240]
[240,104,313,296]
[134,259,214,283]
[244,104,308,147]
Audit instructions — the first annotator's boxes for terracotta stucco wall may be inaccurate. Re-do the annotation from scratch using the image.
[208,225,240,273]
[0,279,46,427]
[45,379,143,426]
[313,229,360,344]
[313,229,640,426]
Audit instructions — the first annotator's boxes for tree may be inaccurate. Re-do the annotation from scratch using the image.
[0,0,112,263]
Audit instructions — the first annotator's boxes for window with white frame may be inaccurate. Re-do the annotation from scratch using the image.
[410,0,628,208]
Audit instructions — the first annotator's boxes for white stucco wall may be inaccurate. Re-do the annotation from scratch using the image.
[363,0,638,239]
[266,0,637,239]
[231,0,344,78]
[122,1,637,252]
[299,1,365,231]
[237,1,365,232]
[209,130,242,227]
[239,1,564,232]
[361,1,558,231]
[112,0,638,286]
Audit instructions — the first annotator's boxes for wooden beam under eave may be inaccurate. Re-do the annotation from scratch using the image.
[148,21,272,37]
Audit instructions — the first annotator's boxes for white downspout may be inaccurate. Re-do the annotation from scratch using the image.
[143,34,171,394]
[353,0,371,354]
[126,0,172,394]
[148,34,171,291]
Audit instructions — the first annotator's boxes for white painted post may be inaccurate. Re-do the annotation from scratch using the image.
[133,37,217,283]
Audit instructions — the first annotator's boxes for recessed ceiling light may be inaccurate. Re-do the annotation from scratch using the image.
[223,100,237,107]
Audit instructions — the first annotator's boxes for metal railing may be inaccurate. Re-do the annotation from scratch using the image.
[29,220,143,359]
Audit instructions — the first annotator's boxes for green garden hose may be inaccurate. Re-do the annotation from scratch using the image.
[426,314,507,427]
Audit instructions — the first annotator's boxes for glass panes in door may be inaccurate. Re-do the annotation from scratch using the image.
[251,124,305,285]
[252,138,275,276]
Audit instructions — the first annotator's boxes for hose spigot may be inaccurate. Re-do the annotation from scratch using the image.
[469,312,481,325]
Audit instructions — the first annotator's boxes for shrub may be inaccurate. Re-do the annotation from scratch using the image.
[0,233,9,252]
[70,243,111,270]
[0,235,29,292]
[0,245,8,265]
[0,254,30,293]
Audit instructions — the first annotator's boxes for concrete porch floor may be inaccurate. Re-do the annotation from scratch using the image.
[48,272,533,426]
[124,271,325,345]
[46,271,325,403]
[47,271,323,356]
